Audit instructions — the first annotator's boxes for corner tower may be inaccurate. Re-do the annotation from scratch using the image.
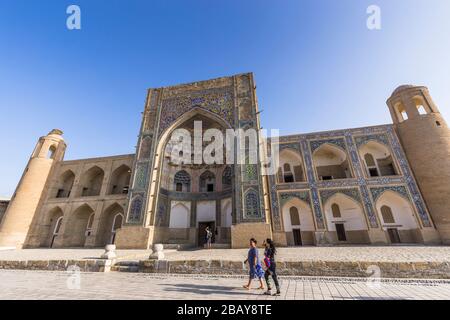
[387,85,450,243]
[0,129,66,248]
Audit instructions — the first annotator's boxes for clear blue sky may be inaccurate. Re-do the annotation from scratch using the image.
[1,0,449,197]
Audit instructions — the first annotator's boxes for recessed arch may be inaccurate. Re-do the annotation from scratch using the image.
[199,170,216,192]
[55,170,75,198]
[313,143,352,180]
[108,165,131,195]
[278,149,305,183]
[169,201,190,228]
[77,166,105,197]
[174,170,191,192]
[64,203,95,247]
[281,197,315,232]
[281,197,315,246]
[96,202,125,246]
[358,140,398,177]
[323,193,368,243]
[374,190,419,243]
[41,206,64,247]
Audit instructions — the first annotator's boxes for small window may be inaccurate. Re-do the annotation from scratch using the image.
[283,163,291,172]
[331,203,341,218]
[47,146,56,159]
[436,121,441,127]
[284,173,294,183]
[122,186,129,194]
[207,184,214,192]
[56,189,65,198]
[368,168,379,177]
[417,105,427,115]
[401,111,408,121]
[321,176,333,181]
[176,183,183,192]
[381,205,395,224]
[364,153,376,167]
[82,187,89,197]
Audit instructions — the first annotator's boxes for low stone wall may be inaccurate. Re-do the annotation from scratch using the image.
[139,259,450,279]
[1,258,449,279]
[0,259,111,272]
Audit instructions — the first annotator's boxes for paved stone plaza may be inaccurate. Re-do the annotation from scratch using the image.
[1,246,449,262]
[0,270,449,300]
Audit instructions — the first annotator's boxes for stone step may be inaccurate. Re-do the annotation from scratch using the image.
[203,243,231,249]
[161,244,195,250]
[111,265,140,273]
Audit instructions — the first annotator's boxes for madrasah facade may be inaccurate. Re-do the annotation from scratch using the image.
[0,73,449,249]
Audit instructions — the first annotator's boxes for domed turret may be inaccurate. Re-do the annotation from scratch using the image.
[387,85,450,244]
[0,130,66,248]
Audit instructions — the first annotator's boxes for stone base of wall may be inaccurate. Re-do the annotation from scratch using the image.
[231,223,272,248]
[0,259,112,272]
[115,226,154,249]
[138,259,450,279]
[1,258,448,279]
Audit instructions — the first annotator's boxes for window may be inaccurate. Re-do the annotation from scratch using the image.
[199,171,215,193]
[174,170,191,192]
[364,153,379,177]
[289,207,300,226]
[436,121,441,127]
[401,110,408,121]
[86,213,95,236]
[417,105,427,115]
[284,173,294,183]
[331,203,341,218]
[321,176,333,181]
[369,168,379,177]
[56,189,65,198]
[364,153,376,167]
[53,217,63,235]
[283,163,291,172]
[381,205,395,224]
[222,166,232,190]
[47,146,56,159]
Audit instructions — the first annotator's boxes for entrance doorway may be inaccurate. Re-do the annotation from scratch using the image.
[198,221,215,247]
[387,228,401,244]
[293,229,302,246]
[335,223,347,241]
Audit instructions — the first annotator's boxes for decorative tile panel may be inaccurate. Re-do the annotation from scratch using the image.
[279,191,311,208]
[319,188,361,205]
[310,138,347,154]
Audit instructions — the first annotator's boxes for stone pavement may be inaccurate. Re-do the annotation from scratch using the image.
[1,246,449,262]
[0,270,449,300]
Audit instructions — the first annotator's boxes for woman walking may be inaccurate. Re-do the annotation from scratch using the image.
[243,238,265,290]
[263,238,281,296]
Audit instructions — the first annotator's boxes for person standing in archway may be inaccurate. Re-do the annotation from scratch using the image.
[205,226,213,249]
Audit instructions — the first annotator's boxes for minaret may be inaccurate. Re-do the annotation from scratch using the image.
[0,129,66,248]
[387,85,450,244]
